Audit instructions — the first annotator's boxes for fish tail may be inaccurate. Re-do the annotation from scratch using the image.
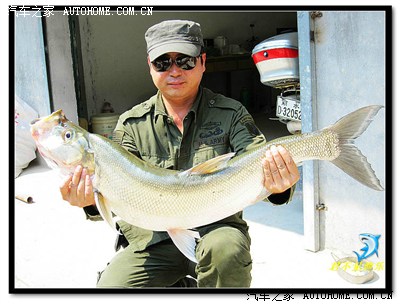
[328,105,384,191]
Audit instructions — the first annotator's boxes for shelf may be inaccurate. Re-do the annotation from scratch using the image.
[205,54,255,73]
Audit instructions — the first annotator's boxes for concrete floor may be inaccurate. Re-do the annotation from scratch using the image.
[13,157,386,289]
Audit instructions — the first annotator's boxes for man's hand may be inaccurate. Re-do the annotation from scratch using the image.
[59,165,96,207]
[262,145,300,194]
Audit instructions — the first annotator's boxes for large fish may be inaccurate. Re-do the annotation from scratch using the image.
[30,105,384,262]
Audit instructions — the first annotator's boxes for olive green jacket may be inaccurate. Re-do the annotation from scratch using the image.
[85,87,293,252]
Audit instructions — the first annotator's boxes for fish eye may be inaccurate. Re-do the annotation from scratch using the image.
[63,130,74,141]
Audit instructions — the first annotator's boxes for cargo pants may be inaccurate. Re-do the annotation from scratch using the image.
[96,225,252,288]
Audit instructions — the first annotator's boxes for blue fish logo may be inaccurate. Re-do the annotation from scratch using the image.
[353,233,381,262]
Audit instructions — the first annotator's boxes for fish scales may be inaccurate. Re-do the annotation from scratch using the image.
[91,127,340,230]
[267,130,340,164]
[90,132,267,230]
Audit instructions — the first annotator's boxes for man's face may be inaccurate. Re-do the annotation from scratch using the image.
[148,52,206,102]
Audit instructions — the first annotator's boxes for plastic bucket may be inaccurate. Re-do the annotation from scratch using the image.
[91,113,119,140]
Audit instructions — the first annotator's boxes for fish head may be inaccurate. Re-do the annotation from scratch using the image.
[30,110,95,176]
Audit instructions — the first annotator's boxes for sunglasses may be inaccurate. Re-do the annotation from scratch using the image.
[151,54,199,72]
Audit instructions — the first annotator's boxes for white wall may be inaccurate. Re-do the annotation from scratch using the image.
[77,11,297,117]
[313,11,386,259]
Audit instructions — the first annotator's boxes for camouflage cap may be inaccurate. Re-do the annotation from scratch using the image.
[145,20,204,61]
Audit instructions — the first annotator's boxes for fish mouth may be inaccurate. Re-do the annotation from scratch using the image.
[30,110,67,138]
[30,109,66,126]
[30,117,42,125]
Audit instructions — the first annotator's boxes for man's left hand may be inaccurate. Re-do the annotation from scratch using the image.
[262,145,300,194]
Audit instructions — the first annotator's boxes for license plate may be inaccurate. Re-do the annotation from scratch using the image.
[276,95,301,121]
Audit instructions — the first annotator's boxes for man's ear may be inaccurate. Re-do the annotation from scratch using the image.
[201,53,207,71]
[147,56,152,72]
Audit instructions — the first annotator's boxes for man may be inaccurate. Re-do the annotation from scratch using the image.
[60,20,300,288]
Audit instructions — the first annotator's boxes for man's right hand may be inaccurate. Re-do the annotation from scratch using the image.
[59,165,96,208]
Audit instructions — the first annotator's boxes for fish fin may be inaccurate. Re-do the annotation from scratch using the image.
[167,229,200,263]
[182,152,236,176]
[94,190,119,234]
[328,105,384,191]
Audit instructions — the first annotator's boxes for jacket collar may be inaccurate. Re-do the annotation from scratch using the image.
[153,87,203,124]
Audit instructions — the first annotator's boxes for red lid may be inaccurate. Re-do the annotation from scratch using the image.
[252,48,298,64]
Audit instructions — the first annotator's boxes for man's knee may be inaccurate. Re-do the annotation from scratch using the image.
[96,261,141,288]
[96,247,150,288]
[195,227,252,287]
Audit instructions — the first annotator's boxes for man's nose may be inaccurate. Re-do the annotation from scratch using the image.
[168,62,182,76]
